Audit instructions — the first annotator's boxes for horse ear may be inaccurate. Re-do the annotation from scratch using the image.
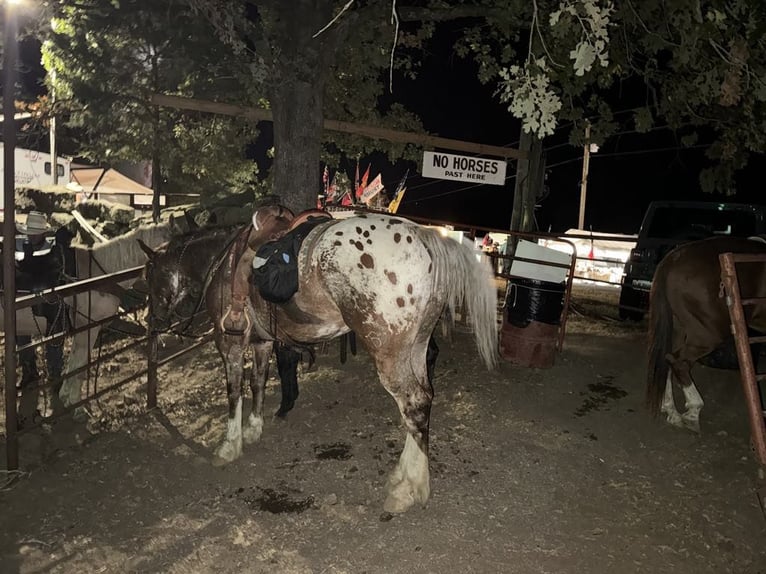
[184,211,199,230]
[137,239,156,260]
[168,214,183,234]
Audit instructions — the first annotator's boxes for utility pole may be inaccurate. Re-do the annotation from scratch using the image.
[49,70,57,185]
[578,122,591,230]
[510,130,543,234]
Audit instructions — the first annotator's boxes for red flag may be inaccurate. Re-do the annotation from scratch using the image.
[356,165,371,199]
[354,160,360,194]
[341,191,352,206]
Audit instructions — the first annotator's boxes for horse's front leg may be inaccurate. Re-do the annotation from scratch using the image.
[213,336,247,466]
[243,340,274,444]
[59,325,101,419]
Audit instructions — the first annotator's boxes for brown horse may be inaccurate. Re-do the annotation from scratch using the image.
[141,205,498,513]
[647,236,766,431]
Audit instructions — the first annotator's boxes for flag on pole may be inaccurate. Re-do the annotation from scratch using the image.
[388,170,409,214]
[326,173,338,203]
[354,160,360,196]
[322,165,329,193]
[355,164,371,199]
[359,173,384,205]
[340,191,352,206]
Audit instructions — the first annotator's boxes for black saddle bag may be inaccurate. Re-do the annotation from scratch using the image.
[252,218,328,304]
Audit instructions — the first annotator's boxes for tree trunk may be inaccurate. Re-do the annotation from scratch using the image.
[267,1,346,213]
[271,78,326,213]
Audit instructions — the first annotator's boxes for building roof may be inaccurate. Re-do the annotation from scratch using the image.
[71,167,154,196]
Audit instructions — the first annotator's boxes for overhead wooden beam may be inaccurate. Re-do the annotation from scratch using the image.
[151,93,525,160]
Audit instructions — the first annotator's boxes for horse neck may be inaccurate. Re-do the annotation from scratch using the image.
[178,229,241,285]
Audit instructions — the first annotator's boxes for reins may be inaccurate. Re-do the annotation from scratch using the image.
[165,225,252,336]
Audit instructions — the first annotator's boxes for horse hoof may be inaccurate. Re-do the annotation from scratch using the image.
[242,418,263,445]
[682,417,701,434]
[383,489,415,514]
[663,412,683,428]
[212,455,231,467]
[213,441,242,466]
[384,478,429,514]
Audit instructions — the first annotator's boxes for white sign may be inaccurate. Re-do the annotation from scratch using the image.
[422,151,507,186]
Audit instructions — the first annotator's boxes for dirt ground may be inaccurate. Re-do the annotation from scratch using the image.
[1,283,765,574]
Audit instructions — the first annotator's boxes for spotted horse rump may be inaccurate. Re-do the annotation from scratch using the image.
[142,205,499,513]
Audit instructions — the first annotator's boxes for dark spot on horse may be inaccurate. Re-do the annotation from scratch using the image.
[361,253,374,269]
[406,236,413,243]
[371,225,376,230]
[349,239,356,245]
[428,263,432,274]
[357,263,363,269]
[354,241,364,251]
[396,297,405,307]
[394,233,401,243]
[358,214,368,218]
[410,297,415,305]
[333,241,342,246]
[356,226,363,234]
[407,284,413,294]
[363,230,370,237]
[335,231,343,236]
[366,239,372,244]
[386,271,397,285]
[389,219,403,225]
[315,443,352,460]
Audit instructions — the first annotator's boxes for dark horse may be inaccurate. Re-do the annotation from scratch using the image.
[138,223,302,447]
[647,236,766,431]
[141,205,498,513]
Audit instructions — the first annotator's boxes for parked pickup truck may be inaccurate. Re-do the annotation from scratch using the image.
[618,200,766,320]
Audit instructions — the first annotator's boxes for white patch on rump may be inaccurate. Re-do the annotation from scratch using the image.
[314,216,435,332]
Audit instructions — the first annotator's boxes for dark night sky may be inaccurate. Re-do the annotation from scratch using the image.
[14,23,764,236]
[386,25,765,235]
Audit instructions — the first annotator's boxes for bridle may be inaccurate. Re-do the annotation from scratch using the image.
[151,225,250,336]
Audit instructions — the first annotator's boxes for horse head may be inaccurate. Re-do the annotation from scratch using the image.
[248,204,295,250]
[137,237,201,332]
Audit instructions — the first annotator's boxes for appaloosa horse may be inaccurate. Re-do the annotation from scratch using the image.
[647,236,766,431]
[141,205,498,513]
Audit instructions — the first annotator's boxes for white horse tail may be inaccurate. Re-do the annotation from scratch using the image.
[418,228,499,369]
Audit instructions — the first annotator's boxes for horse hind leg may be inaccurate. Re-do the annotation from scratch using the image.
[377,344,433,513]
[666,349,707,433]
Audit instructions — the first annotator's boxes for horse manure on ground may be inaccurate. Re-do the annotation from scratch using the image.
[234,486,314,514]
[574,375,628,417]
[313,442,352,460]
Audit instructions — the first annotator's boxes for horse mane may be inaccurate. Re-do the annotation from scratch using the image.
[74,222,172,273]
[164,224,243,253]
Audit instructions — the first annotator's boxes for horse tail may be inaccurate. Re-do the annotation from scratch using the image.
[419,229,498,370]
[646,266,672,416]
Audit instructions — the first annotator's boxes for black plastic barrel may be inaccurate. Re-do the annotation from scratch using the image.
[505,277,565,328]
